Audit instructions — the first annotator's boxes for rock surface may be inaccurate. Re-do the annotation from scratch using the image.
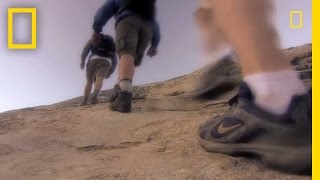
[0,44,312,180]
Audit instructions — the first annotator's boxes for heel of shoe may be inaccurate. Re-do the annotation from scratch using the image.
[109,90,132,113]
[117,105,131,113]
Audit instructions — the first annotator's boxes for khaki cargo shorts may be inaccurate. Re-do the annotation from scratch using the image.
[86,57,112,83]
[116,16,153,66]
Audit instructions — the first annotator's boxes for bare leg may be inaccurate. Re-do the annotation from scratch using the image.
[94,77,104,92]
[81,81,93,106]
[208,0,306,114]
[118,54,135,80]
[109,54,134,113]
[208,0,291,75]
[90,76,104,105]
[118,54,135,92]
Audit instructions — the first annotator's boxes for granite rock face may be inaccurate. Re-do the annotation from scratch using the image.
[0,44,312,180]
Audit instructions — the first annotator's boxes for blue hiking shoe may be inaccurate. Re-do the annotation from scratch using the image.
[198,84,312,174]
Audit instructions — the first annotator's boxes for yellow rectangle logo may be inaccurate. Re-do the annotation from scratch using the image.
[290,10,303,29]
[8,8,37,49]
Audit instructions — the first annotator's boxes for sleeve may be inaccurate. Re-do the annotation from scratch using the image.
[151,20,161,47]
[81,40,92,63]
[92,0,119,33]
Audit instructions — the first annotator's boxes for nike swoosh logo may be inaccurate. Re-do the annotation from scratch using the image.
[218,122,242,134]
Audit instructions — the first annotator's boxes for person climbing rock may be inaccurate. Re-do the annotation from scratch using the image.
[92,0,161,113]
[80,34,117,106]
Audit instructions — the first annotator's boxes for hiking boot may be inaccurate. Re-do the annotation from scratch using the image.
[90,96,99,105]
[80,97,88,106]
[109,90,133,113]
[109,84,121,103]
[186,55,242,99]
[198,84,312,174]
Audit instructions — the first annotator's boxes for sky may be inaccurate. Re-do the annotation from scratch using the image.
[0,0,312,112]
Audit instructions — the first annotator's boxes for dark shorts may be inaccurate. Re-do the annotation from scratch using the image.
[116,16,153,66]
[86,57,112,82]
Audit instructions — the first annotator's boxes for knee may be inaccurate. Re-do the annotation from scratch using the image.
[120,54,135,61]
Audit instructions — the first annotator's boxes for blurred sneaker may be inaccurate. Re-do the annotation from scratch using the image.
[186,55,242,99]
[198,84,311,174]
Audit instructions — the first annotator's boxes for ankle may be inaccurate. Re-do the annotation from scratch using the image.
[244,70,306,115]
[92,89,100,98]
[119,79,133,92]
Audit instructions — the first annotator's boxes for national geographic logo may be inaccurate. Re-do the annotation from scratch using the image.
[290,10,303,29]
[7,8,37,50]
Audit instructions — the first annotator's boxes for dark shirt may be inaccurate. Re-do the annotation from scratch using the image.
[92,0,161,47]
[81,35,118,77]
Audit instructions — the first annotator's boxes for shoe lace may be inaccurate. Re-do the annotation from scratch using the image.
[228,94,239,107]
[224,94,239,114]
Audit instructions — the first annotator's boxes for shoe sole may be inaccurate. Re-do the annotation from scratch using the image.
[198,137,311,174]
[109,103,131,113]
[116,105,131,113]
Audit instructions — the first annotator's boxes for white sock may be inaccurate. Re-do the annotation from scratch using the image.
[119,79,133,92]
[244,70,307,115]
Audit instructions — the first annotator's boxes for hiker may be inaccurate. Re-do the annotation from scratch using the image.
[197,0,311,173]
[92,0,160,113]
[80,34,117,106]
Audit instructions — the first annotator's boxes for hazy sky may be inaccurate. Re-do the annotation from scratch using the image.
[0,0,312,112]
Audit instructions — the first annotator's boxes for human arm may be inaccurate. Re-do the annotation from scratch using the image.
[147,20,160,57]
[92,0,119,46]
[92,0,119,33]
[151,20,160,48]
[80,40,92,69]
